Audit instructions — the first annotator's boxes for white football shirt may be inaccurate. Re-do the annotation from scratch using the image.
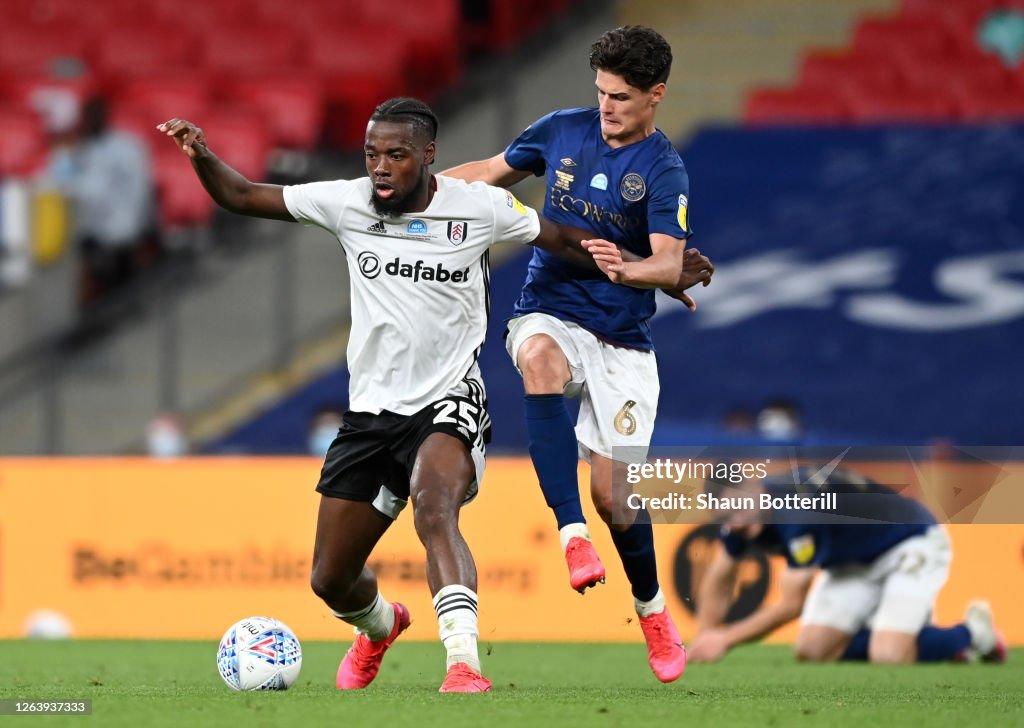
[283,175,541,415]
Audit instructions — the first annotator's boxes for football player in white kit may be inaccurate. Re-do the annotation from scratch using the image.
[158,98,712,693]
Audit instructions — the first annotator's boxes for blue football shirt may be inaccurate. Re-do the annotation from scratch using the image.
[721,480,938,568]
[503,107,692,349]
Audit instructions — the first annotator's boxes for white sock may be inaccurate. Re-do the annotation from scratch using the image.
[433,584,480,673]
[333,592,395,642]
[559,522,591,553]
[635,587,666,618]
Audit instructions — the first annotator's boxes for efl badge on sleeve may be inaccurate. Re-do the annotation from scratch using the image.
[505,191,528,215]
[677,194,689,232]
[788,535,816,565]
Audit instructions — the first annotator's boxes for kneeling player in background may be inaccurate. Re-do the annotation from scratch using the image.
[691,467,1006,665]
[159,97,712,692]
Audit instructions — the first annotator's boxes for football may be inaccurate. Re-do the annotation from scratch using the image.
[216,616,303,691]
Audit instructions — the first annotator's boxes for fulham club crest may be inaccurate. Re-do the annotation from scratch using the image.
[447,221,469,246]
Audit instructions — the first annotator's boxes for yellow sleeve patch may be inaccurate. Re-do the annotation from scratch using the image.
[506,191,528,216]
[789,535,816,565]
[677,194,689,233]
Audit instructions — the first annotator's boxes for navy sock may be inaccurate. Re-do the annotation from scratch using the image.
[840,626,971,662]
[524,394,584,528]
[916,625,971,662]
[609,513,659,602]
[840,629,870,661]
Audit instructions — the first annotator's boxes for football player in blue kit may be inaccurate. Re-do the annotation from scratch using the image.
[444,26,700,682]
[691,467,1006,665]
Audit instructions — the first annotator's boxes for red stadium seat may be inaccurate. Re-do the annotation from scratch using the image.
[193,111,273,182]
[91,27,196,79]
[109,102,168,154]
[955,87,1024,121]
[853,16,953,58]
[113,76,212,126]
[744,88,851,125]
[198,25,302,76]
[247,0,367,29]
[0,107,47,176]
[0,25,90,74]
[464,0,535,53]
[0,72,99,124]
[304,28,409,148]
[360,0,463,93]
[148,0,248,33]
[845,87,956,122]
[5,0,127,31]
[152,148,217,228]
[893,48,1010,95]
[798,50,904,93]
[217,77,325,151]
[464,0,567,53]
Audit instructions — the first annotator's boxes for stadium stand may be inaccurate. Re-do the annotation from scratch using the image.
[744,88,851,124]
[0,0,590,454]
[217,77,325,151]
[91,26,195,79]
[0,0,582,284]
[743,0,1024,124]
[0,108,47,177]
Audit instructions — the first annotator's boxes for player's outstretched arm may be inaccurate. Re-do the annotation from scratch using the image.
[584,233,685,290]
[528,217,638,271]
[695,548,741,633]
[692,565,815,663]
[585,240,714,311]
[442,152,532,188]
[156,119,293,221]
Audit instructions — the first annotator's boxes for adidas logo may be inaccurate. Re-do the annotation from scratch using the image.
[366,221,387,234]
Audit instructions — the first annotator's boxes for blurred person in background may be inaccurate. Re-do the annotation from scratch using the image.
[979,6,1024,65]
[722,406,756,435]
[691,467,1006,665]
[444,25,704,683]
[157,97,710,693]
[46,96,155,306]
[308,405,345,458]
[756,397,802,443]
[145,412,188,458]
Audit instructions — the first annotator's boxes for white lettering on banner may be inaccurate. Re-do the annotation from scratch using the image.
[846,251,1024,331]
[662,249,897,328]
[656,249,1024,332]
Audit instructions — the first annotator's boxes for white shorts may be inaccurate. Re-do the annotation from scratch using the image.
[505,312,659,463]
[801,525,952,635]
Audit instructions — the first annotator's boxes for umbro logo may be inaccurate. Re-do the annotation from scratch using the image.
[366,220,387,234]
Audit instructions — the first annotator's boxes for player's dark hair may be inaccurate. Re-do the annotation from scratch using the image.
[370,97,439,142]
[589,26,672,91]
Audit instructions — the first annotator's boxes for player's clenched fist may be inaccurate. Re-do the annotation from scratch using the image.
[156,119,207,159]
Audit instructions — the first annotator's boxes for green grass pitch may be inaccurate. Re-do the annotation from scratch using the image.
[1,641,1020,727]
